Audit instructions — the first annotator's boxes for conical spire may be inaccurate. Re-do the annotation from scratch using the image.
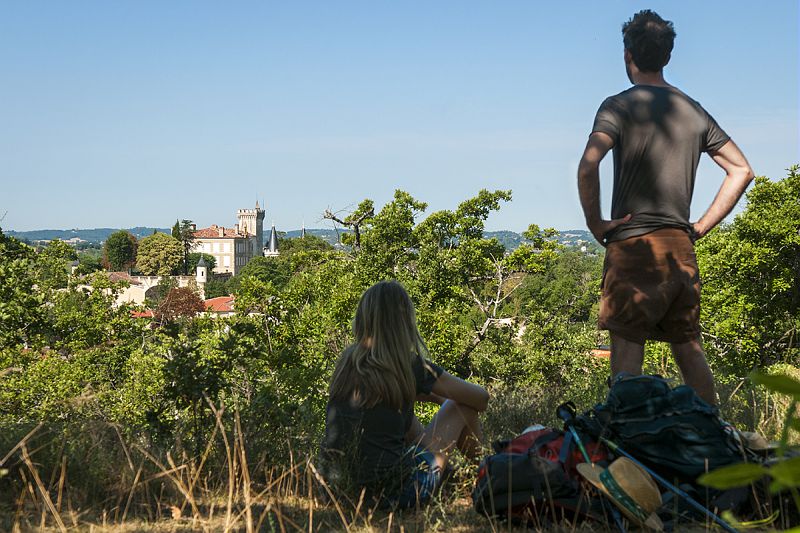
[265,223,279,256]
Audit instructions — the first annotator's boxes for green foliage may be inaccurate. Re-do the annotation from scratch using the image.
[136,232,183,276]
[752,372,800,397]
[203,275,230,299]
[187,252,216,273]
[357,190,427,280]
[235,276,278,315]
[75,252,103,275]
[698,166,800,374]
[171,219,181,240]
[231,256,291,293]
[102,230,137,271]
[171,219,196,274]
[516,249,602,323]
[699,462,767,490]
[0,272,139,422]
[34,239,77,291]
[228,236,336,297]
[699,368,800,507]
[279,234,333,254]
[0,230,43,348]
[147,275,178,307]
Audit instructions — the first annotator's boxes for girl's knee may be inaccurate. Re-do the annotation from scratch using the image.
[441,399,479,422]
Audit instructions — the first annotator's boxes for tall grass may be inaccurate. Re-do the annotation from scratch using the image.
[0,398,480,532]
[1,375,793,532]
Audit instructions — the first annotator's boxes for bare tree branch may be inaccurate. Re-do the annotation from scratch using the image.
[323,206,374,250]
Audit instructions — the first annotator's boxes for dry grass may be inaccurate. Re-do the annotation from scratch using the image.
[4,381,797,532]
[0,396,626,533]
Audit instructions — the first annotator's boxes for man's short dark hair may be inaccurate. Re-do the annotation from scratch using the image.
[622,10,676,72]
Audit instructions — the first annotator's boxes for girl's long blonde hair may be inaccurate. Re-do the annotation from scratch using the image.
[329,280,427,410]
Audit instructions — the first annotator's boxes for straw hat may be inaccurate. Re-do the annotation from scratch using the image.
[739,430,778,452]
[577,457,663,531]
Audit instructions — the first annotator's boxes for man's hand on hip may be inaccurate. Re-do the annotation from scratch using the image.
[589,214,632,246]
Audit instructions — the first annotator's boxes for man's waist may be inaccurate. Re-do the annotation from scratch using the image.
[605,217,691,243]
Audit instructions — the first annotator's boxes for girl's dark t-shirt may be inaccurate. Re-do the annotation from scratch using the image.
[319,355,444,495]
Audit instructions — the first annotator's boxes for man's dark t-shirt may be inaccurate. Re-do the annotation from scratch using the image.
[319,355,444,497]
[591,85,730,243]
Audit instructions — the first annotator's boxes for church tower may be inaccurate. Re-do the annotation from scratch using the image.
[237,201,266,253]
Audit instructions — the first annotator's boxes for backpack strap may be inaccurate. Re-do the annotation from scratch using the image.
[530,430,562,452]
[559,429,574,465]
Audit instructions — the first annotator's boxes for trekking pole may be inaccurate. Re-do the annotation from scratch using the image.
[556,403,627,533]
[600,437,739,533]
[557,403,592,463]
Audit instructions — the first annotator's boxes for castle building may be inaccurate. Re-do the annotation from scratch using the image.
[191,202,266,275]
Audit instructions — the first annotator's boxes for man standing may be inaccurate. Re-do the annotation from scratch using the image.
[577,10,754,405]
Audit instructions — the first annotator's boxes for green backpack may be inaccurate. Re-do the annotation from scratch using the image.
[576,374,742,481]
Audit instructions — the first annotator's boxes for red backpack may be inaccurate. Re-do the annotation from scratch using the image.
[472,425,610,522]
[501,425,609,478]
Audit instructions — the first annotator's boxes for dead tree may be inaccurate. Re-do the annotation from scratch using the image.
[323,206,374,250]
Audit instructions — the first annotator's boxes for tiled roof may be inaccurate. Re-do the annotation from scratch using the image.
[204,296,235,313]
[131,309,154,318]
[108,272,142,285]
[590,348,611,358]
[193,224,249,239]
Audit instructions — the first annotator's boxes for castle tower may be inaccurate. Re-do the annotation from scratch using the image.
[237,201,266,253]
[264,223,280,257]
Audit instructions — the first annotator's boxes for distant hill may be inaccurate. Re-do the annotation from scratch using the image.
[6,227,170,243]
[484,230,524,250]
[485,229,595,250]
[286,228,596,250]
[554,229,595,247]
[283,228,348,244]
[5,226,596,251]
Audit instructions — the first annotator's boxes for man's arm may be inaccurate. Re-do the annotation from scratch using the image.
[693,140,755,239]
[577,132,631,245]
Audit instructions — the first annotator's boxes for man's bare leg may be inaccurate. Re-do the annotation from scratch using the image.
[610,333,645,378]
[672,338,716,405]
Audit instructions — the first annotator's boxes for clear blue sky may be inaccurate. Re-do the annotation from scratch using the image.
[1,1,797,233]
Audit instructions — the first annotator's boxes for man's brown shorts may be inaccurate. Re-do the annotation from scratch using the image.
[599,228,700,344]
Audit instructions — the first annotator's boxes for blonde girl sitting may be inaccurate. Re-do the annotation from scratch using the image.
[319,280,489,509]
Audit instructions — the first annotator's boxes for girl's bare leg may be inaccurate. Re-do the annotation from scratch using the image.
[414,400,483,470]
